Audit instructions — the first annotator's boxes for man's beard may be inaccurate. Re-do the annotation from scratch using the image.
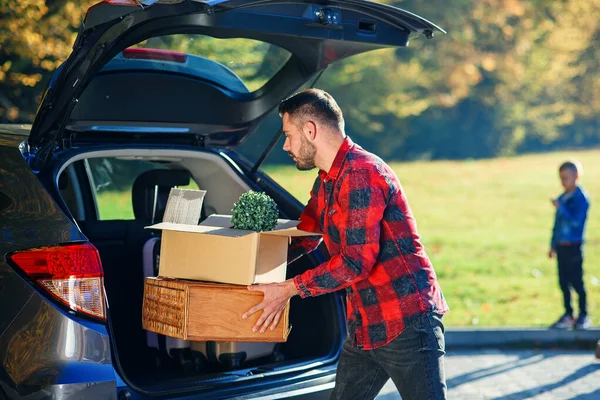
[289,135,317,171]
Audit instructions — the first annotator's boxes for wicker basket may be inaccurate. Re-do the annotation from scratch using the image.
[142,278,188,339]
[142,277,291,342]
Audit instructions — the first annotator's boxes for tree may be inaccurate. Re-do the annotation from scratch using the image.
[0,0,96,122]
[1,0,599,161]
[316,0,600,160]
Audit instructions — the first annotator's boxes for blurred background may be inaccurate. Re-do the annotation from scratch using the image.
[1,0,598,327]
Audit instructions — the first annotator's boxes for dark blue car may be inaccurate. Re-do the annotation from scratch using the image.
[0,1,443,398]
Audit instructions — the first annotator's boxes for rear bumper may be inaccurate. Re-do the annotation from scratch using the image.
[1,381,118,400]
[0,292,115,399]
[1,368,335,400]
[231,379,335,399]
[114,365,337,399]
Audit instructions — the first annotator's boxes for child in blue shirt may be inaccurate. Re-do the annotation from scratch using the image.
[549,160,590,329]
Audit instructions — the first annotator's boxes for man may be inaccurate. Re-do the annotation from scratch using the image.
[242,89,449,400]
[549,160,590,330]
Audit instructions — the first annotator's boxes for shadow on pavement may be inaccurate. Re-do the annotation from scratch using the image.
[572,387,600,399]
[447,351,556,389]
[492,363,600,400]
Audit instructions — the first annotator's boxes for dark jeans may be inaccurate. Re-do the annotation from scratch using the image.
[330,312,447,400]
[556,243,587,316]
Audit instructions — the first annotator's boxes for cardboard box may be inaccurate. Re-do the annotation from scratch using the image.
[142,277,291,342]
[147,188,319,285]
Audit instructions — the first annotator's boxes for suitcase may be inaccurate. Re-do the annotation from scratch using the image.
[143,237,193,371]
[190,341,283,370]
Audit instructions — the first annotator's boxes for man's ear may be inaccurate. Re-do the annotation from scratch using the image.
[304,120,317,141]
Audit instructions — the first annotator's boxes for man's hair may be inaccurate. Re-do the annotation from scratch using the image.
[278,88,345,133]
[559,160,582,175]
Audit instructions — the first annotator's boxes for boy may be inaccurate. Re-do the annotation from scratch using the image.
[549,160,590,329]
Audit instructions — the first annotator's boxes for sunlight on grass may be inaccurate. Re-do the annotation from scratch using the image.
[95,180,200,220]
[264,149,600,328]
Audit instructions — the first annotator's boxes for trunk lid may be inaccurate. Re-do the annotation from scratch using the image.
[27,0,444,168]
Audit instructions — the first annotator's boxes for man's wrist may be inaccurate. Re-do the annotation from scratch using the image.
[287,278,300,298]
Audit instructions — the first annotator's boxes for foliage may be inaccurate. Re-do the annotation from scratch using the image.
[1,0,599,161]
[314,0,600,161]
[231,191,279,232]
[0,0,96,122]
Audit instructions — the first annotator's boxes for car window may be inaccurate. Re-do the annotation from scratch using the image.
[236,106,283,164]
[85,158,198,220]
[235,106,314,205]
[130,34,291,92]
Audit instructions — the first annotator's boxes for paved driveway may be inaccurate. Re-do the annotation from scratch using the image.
[376,349,600,399]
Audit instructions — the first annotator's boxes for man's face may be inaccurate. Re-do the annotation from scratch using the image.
[282,113,317,171]
[559,169,577,191]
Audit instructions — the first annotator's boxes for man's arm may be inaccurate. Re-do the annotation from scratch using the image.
[288,176,323,264]
[294,168,388,298]
[288,236,322,264]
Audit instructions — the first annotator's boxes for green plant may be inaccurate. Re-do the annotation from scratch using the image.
[231,191,279,232]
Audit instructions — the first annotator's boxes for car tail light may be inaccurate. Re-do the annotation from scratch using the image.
[122,48,188,63]
[8,243,106,321]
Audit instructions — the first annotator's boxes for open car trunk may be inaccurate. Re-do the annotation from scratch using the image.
[55,148,344,392]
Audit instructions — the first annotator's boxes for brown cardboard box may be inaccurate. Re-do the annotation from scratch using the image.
[147,189,319,285]
[142,277,291,342]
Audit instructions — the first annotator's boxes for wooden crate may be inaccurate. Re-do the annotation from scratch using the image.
[142,277,291,342]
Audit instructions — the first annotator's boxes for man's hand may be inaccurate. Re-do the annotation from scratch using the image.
[548,249,556,259]
[551,198,559,208]
[242,279,299,334]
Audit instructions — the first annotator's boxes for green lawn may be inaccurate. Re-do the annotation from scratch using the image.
[264,150,600,328]
[96,149,600,327]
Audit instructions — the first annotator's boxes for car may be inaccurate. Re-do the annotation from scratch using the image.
[0,1,443,399]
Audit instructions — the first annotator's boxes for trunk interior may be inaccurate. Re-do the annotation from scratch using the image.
[55,147,341,390]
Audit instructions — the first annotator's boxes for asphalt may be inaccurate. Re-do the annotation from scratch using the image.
[376,348,600,399]
[372,327,600,399]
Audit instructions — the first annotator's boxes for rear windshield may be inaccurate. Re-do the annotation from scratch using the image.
[129,34,291,92]
[68,33,291,125]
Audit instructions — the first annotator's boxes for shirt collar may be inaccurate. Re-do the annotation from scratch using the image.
[322,136,354,181]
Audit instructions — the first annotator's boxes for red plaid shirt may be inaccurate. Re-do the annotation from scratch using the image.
[289,137,448,350]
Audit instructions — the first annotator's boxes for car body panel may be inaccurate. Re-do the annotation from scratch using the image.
[0,290,113,399]
[0,128,88,343]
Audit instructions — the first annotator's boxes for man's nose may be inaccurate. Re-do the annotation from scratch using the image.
[283,137,290,151]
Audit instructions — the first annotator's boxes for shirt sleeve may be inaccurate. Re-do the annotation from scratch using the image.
[288,176,323,264]
[557,193,589,228]
[550,215,558,250]
[294,168,388,298]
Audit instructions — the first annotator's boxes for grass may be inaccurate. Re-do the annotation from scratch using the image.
[263,150,600,328]
[96,149,600,327]
[95,180,200,220]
